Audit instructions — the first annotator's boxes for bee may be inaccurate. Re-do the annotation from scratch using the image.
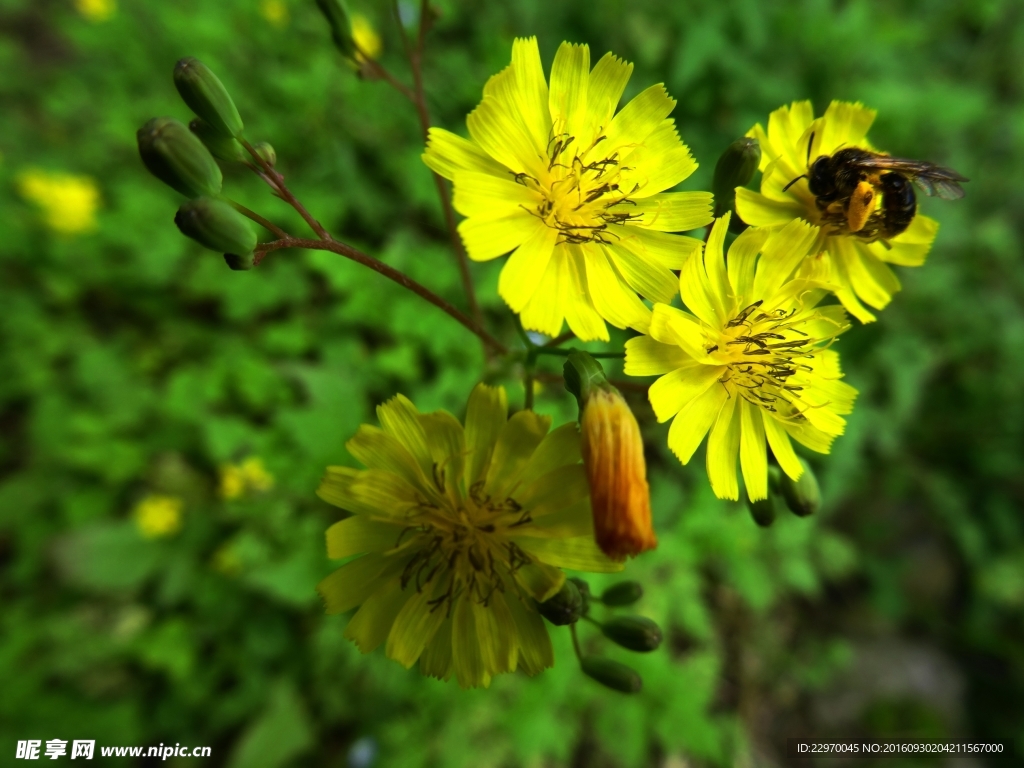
[783,137,968,243]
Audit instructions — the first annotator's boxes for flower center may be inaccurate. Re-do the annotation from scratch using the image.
[709,300,826,421]
[396,471,535,614]
[514,127,643,245]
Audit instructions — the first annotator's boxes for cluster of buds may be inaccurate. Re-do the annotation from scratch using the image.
[137,58,276,270]
[536,578,662,694]
[747,458,823,527]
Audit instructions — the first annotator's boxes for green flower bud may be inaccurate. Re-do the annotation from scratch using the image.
[563,350,610,410]
[600,615,663,652]
[600,581,643,607]
[224,252,256,271]
[173,57,244,138]
[780,457,821,517]
[189,118,246,163]
[713,137,761,218]
[747,465,782,527]
[580,657,642,693]
[138,117,223,198]
[253,141,276,167]
[315,0,357,60]
[568,577,593,615]
[175,197,257,259]
[535,579,583,626]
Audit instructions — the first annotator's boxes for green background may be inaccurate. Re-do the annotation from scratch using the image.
[2,0,1022,765]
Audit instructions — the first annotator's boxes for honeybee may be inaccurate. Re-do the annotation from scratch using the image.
[783,138,968,243]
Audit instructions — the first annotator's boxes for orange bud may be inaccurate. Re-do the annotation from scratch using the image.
[580,386,657,561]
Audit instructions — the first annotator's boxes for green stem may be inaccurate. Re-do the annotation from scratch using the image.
[535,347,625,359]
[227,200,289,240]
[569,622,583,662]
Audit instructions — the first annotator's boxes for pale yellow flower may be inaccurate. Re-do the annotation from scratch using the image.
[352,13,381,61]
[75,0,116,22]
[259,0,290,28]
[240,456,275,492]
[218,464,246,500]
[18,169,100,234]
[219,456,275,499]
[134,495,184,539]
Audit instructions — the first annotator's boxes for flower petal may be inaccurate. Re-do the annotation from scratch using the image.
[498,224,558,313]
[509,37,552,153]
[419,615,454,680]
[583,244,653,332]
[562,245,608,342]
[734,187,805,227]
[519,248,567,336]
[317,552,407,615]
[604,85,677,162]
[419,410,466,492]
[706,393,741,500]
[739,401,768,502]
[467,94,546,177]
[667,382,728,464]
[517,463,589,517]
[326,515,403,559]
[613,226,703,270]
[459,210,540,262]
[484,409,552,499]
[387,584,449,668]
[514,534,624,573]
[649,302,711,360]
[624,335,693,376]
[464,383,508,484]
[473,595,518,676]
[422,127,508,181]
[582,52,633,147]
[376,393,433,476]
[819,100,876,155]
[518,422,582,488]
[878,214,937,267]
[619,191,713,232]
[504,592,552,676]
[549,41,590,139]
[762,415,803,481]
[607,242,678,304]
[726,225,770,304]
[344,575,411,653]
[345,425,433,497]
[317,466,421,517]
[752,218,818,299]
[648,362,722,423]
[831,236,900,311]
[618,119,698,197]
[452,170,539,218]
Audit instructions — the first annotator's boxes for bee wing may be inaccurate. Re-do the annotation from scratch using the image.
[857,156,968,199]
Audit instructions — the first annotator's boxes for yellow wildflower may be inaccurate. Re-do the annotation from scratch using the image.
[259,0,290,28]
[134,495,184,539]
[735,100,938,323]
[316,384,622,688]
[219,456,275,499]
[624,214,857,501]
[75,0,116,22]
[423,38,712,342]
[17,169,100,234]
[352,13,381,61]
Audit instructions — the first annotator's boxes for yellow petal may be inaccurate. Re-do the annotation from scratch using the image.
[618,119,698,197]
[548,41,590,139]
[516,463,589,518]
[624,334,692,376]
[607,242,678,304]
[509,37,552,153]
[613,226,703,270]
[418,410,466,493]
[667,383,728,464]
[620,191,713,232]
[344,575,411,653]
[472,595,517,676]
[519,248,567,336]
[781,417,838,454]
[516,497,594,538]
[419,615,454,680]
[517,422,581,489]
[386,583,448,668]
[514,534,625,573]
[325,515,403,559]
[604,85,677,163]
[739,401,768,502]
[459,211,539,262]
[317,553,404,615]
[703,214,732,322]
[498,224,558,313]
[562,245,609,342]
[467,94,545,177]
[504,592,553,676]
[422,127,507,181]
[726,225,770,304]
[819,100,876,155]
[345,425,433,497]
[514,559,565,601]
[649,302,711,360]
[583,244,653,332]
[752,218,818,299]
[826,248,877,323]
[451,596,489,688]
[842,239,901,310]
[582,52,633,147]
[763,415,803,481]
[768,100,815,170]
[452,170,539,218]
[679,246,719,328]
[317,466,418,517]
[464,383,508,484]
[877,214,937,267]
[706,393,741,500]
[484,409,552,499]
[734,187,805,227]
[648,362,722,423]
[376,394,433,477]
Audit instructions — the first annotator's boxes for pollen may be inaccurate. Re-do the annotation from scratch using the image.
[514,125,644,246]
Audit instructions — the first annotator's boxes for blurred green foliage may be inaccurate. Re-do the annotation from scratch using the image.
[1,0,1023,765]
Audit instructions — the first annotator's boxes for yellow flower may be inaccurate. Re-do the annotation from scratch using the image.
[735,100,938,323]
[218,464,246,500]
[17,169,100,234]
[351,13,381,61]
[134,495,184,539]
[423,38,712,342]
[580,386,656,561]
[75,0,116,22]
[624,214,858,502]
[219,456,275,499]
[240,457,275,491]
[316,384,622,688]
[259,0,290,28]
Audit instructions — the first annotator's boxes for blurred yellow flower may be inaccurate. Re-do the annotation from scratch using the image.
[259,0,290,28]
[212,543,243,575]
[75,0,116,22]
[219,456,275,499]
[352,13,381,61]
[134,495,184,539]
[17,169,100,234]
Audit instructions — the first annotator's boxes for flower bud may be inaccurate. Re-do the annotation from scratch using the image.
[534,578,583,626]
[315,0,357,61]
[224,252,257,271]
[713,137,761,218]
[138,117,223,198]
[568,577,593,615]
[600,581,643,607]
[253,141,276,167]
[564,351,656,561]
[600,615,663,652]
[779,457,821,517]
[747,465,782,527]
[189,118,246,163]
[173,57,244,138]
[175,197,257,260]
[580,656,642,693]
